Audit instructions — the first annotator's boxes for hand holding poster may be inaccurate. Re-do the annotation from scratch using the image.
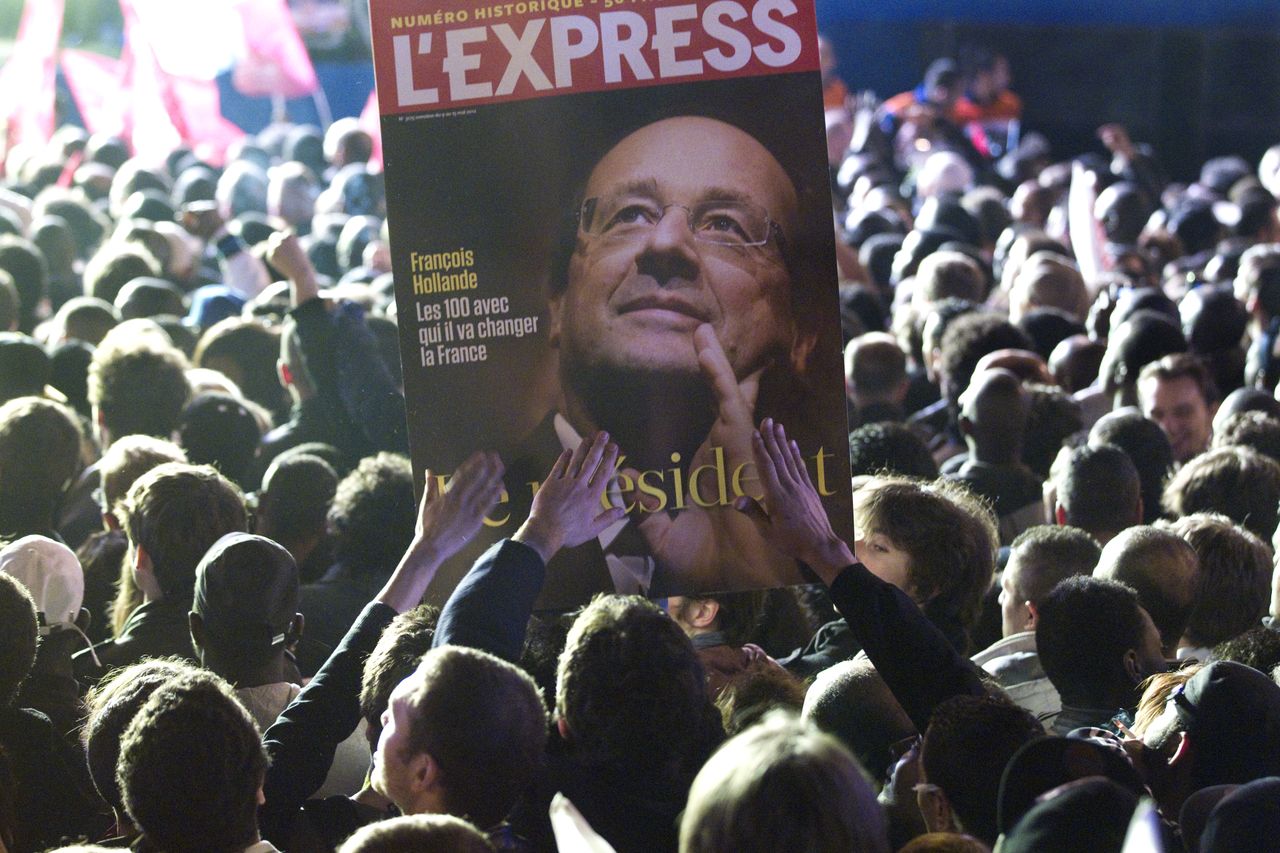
[369,0,852,608]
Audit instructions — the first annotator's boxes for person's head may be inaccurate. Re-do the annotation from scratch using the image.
[255,451,338,549]
[1140,660,1280,809]
[550,116,811,426]
[1199,777,1280,853]
[1009,252,1089,324]
[1021,383,1084,480]
[1036,575,1166,710]
[81,658,198,823]
[923,57,962,108]
[87,339,191,448]
[912,251,984,312]
[679,713,888,853]
[328,452,416,576]
[1098,309,1187,406]
[175,393,263,489]
[337,814,494,853]
[0,396,82,534]
[666,590,764,646]
[1158,513,1271,650]
[372,645,546,828]
[0,236,48,333]
[193,317,287,420]
[848,421,939,479]
[1095,181,1152,245]
[938,311,1033,406]
[359,604,439,750]
[83,245,161,306]
[1138,353,1219,463]
[118,462,247,602]
[190,533,300,681]
[957,366,1028,463]
[853,477,998,643]
[1163,445,1280,542]
[0,572,36,709]
[117,671,267,853]
[1093,525,1199,656]
[917,695,1043,845]
[267,161,320,229]
[802,657,916,777]
[556,595,722,784]
[1000,525,1101,637]
[1088,408,1174,525]
[1048,334,1105,393]
[1213,410,1280,464]
[98,434,186,528]
[1053,443,1142,544]
[844,332,907,410]
[1234,242,1280,323]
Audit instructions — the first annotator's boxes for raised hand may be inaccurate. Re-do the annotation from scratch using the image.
[515,431,626,564]
[626,324,800,591]
[734,418,854,586]
[264,230,321,306]
[377,451,504,611]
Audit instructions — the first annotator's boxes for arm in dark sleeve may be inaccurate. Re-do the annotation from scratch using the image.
[260,601,396,816]
[827,562,986,732]
[433,539,546,662]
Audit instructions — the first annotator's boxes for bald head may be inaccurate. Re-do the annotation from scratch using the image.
[802,656,915,775]
[1093,525,1199,656]
[960,367,1028,461]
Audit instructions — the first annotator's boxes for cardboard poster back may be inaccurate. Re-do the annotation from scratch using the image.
[369,0,852,609]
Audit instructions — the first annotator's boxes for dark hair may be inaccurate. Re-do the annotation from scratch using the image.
[117,672,267,853]
[856,477,998,642]
[327,453,416,575]
[87,342,191,442]
[119,463,247,599]
[405,646,547,829]
[848,422,939,479]
[0,574,36,708]
[557,596,723,786]
[1212,627,1280,673]
[1163,446,1280,542]
[1088,410,1173,525]
[1096,526,1199,653]
[1021,383,1083,480]
[84,247,160,305]
[1007,525,1101,609]
[176,393,263,489]
[920,695,1043,845]
[1160,514,1271,648]
[939,312,1033,404]
[0,236,48,333]
[1213,411,1280,464]
[193,318,288,421]
[803,658,916,776]
[1138,352,1220,406]
[359,604,439,747]
[1056,443,1142,534]
[0,397,82,533]
[1035,576,1147,707]
[257,453,338,542]
[82,659,197,815]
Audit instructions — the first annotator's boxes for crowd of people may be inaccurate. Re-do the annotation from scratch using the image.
[0,34,1279,853]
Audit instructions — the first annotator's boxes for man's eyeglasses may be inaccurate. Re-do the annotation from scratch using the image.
[577,194,787,254]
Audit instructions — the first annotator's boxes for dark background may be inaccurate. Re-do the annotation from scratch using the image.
[816,0,1280,181]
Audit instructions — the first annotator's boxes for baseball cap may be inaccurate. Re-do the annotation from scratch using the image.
[997,735,1146,836]
[1001,777,1138,853]
[1199,777,1280,853]
[1174,661,1280,787]
[192,532,298,652]
[0,534,83,629]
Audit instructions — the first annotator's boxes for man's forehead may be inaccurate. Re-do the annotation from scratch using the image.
[584,116,799,222]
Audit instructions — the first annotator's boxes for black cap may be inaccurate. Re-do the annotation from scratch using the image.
[997,736,1146,836]
[193,532,298,652]
[1175,661,1280,787]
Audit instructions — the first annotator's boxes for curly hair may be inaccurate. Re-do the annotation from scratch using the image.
[848,422,939,479]
[87,341,191,442]
[1163,446,1280,542]
[327,452,416,575]
[557,595,723,787]
[117,671,267,853]
[938,312,1033,404]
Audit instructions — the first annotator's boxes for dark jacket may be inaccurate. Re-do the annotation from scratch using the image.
[74,594,197,686]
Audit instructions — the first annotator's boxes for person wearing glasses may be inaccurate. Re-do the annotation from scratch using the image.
[517,114,833,605]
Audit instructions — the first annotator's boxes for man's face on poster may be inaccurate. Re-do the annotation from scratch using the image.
[550,116,802,382]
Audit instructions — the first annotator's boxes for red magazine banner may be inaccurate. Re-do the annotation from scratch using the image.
[371,0,820,112]
[370,0,850,610]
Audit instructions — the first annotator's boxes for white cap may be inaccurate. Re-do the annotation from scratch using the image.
[0,535,83,628]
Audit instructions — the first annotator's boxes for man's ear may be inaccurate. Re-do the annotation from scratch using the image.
[689,599,720,631]
[288,612,305,644]
[278,359,293,388]
[1122,648,1143,685]
[1168,730,1192,768]
[189,611,206,653]
[1054,504,1068,526]
[557,717,570,741]
[1025,600,1040,631]
[788,324,820,376]
[957,414,974,439]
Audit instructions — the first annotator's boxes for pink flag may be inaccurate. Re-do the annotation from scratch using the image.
[359,89,382,169]
[231,0,319,99]
[0,0,65,156]
[60,49,126,137]
[118,0,245,167]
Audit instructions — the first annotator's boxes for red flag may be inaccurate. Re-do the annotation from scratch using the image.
[117,0,245,167]
[231,0,319,99]
[0,0,65,157]
[359,89,382,169]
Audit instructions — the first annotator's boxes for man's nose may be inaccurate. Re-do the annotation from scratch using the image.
[636,205,700,284]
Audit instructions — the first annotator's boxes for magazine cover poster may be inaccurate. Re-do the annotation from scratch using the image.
[370,0,854,609]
